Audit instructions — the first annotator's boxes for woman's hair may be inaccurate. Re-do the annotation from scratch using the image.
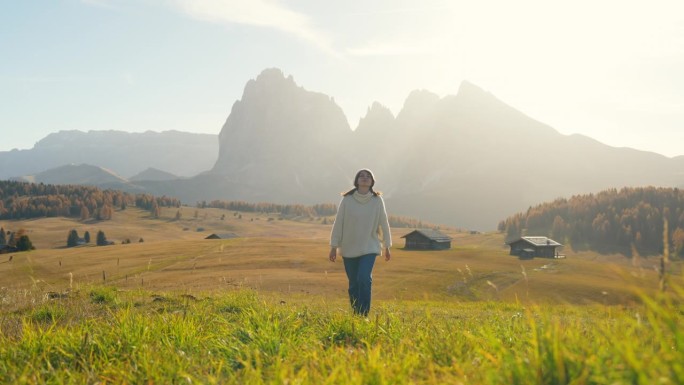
[342,169,382,196]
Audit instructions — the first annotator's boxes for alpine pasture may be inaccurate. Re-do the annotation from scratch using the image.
[1,206,682,384]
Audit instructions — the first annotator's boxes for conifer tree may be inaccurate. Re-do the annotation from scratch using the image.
[0,227,5,245]
[16,235,34,251]
[84,231,91,244]
[67,229,79,247]
[96,230,108,246]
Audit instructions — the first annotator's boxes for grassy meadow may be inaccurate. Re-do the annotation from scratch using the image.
[1,206,683,384]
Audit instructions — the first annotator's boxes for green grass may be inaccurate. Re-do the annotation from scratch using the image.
[1,286,682,384]
[1,209,683,383]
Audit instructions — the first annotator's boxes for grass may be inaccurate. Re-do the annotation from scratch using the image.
[0,287,682,384]
[2,229,675,305]
[1,207,683,383]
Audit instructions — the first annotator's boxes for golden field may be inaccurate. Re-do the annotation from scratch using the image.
[1,206,680,306]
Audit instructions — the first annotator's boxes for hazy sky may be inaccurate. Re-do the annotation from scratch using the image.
[2,1,683,157]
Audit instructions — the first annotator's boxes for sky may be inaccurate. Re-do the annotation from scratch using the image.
[1,0,683,157]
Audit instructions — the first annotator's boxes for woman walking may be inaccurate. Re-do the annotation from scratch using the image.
[329,169,392,316]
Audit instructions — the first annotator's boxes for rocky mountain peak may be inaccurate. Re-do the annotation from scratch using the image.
[355,102,394,134]
[211,69,352,200]
[398,89,440,117]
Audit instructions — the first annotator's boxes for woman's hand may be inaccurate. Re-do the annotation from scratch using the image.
[384,247,391,261]
[329,248,337,262]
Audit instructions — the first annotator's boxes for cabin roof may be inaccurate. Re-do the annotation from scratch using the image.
[508,236,562,247]
[401,229,452,242]
[205,233,239,239]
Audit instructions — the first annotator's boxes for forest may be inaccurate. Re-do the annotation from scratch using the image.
[198,199,338,217]
[499,186,684,257]
[199,199,441,229]
[0,181,179,221]
[0,181,437,230]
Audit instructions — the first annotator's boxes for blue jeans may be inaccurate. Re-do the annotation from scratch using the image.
[342,254,377,316]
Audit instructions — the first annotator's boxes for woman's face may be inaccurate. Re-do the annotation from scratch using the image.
[356,171,374,189]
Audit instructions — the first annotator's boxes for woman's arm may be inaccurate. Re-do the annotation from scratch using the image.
[379,197,392,261]
[329,198,345,262]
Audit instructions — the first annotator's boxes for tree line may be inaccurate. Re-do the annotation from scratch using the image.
[198,199,441,229]
[67,229,137,247]
[1,180,440,231]
[498,186,684,257]
[0,181,180,220]
[197,200,338,217]
[0,226,34,251]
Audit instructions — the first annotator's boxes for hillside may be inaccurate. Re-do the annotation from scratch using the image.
[129,167,179,182]
[500,186,684,257]
[1,203,679,305]
[14,163,130,187]
[1,287,681,384]
[1,191,682,384]
[0,180,179,221]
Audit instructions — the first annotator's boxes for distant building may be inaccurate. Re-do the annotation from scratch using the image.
[205,233,239,240]
[401,229,452,250]
[507,236,562,258]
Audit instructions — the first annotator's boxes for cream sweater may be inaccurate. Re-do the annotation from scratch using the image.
[330,193,392,258]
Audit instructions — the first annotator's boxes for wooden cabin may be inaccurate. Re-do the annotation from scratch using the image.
[507,236,562,258]
[401,229,452,250]
[205,233,239,240]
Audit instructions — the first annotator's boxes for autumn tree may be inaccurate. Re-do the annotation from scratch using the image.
[500,186,684,256]
[505,215,523,242]
[551,215,567,242]
[151,200,161,218]
[80,205,90,221]
[672,227,684,257]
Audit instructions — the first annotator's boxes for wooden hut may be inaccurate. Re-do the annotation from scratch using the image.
[401,229,452,250]
[507,236,562,258]
[205,233,239,240]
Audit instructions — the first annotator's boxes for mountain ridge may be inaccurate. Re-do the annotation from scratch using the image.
[0,130,218,179]
[4,68,683,230]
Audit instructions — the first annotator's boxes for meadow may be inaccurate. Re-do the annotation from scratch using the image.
[1,206,682,384]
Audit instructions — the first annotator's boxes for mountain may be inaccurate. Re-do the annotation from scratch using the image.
[129,167,179,182]
[14,164,132,189]
[208,68,353,202]
[170,69,684,230]
[8,69,684,230]
[371,81,684,229]
[0,130,217,179]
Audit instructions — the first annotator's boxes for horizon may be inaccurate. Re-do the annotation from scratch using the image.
[2,1,683,157]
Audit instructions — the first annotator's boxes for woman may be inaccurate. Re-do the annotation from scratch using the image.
[329,169,392,316]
